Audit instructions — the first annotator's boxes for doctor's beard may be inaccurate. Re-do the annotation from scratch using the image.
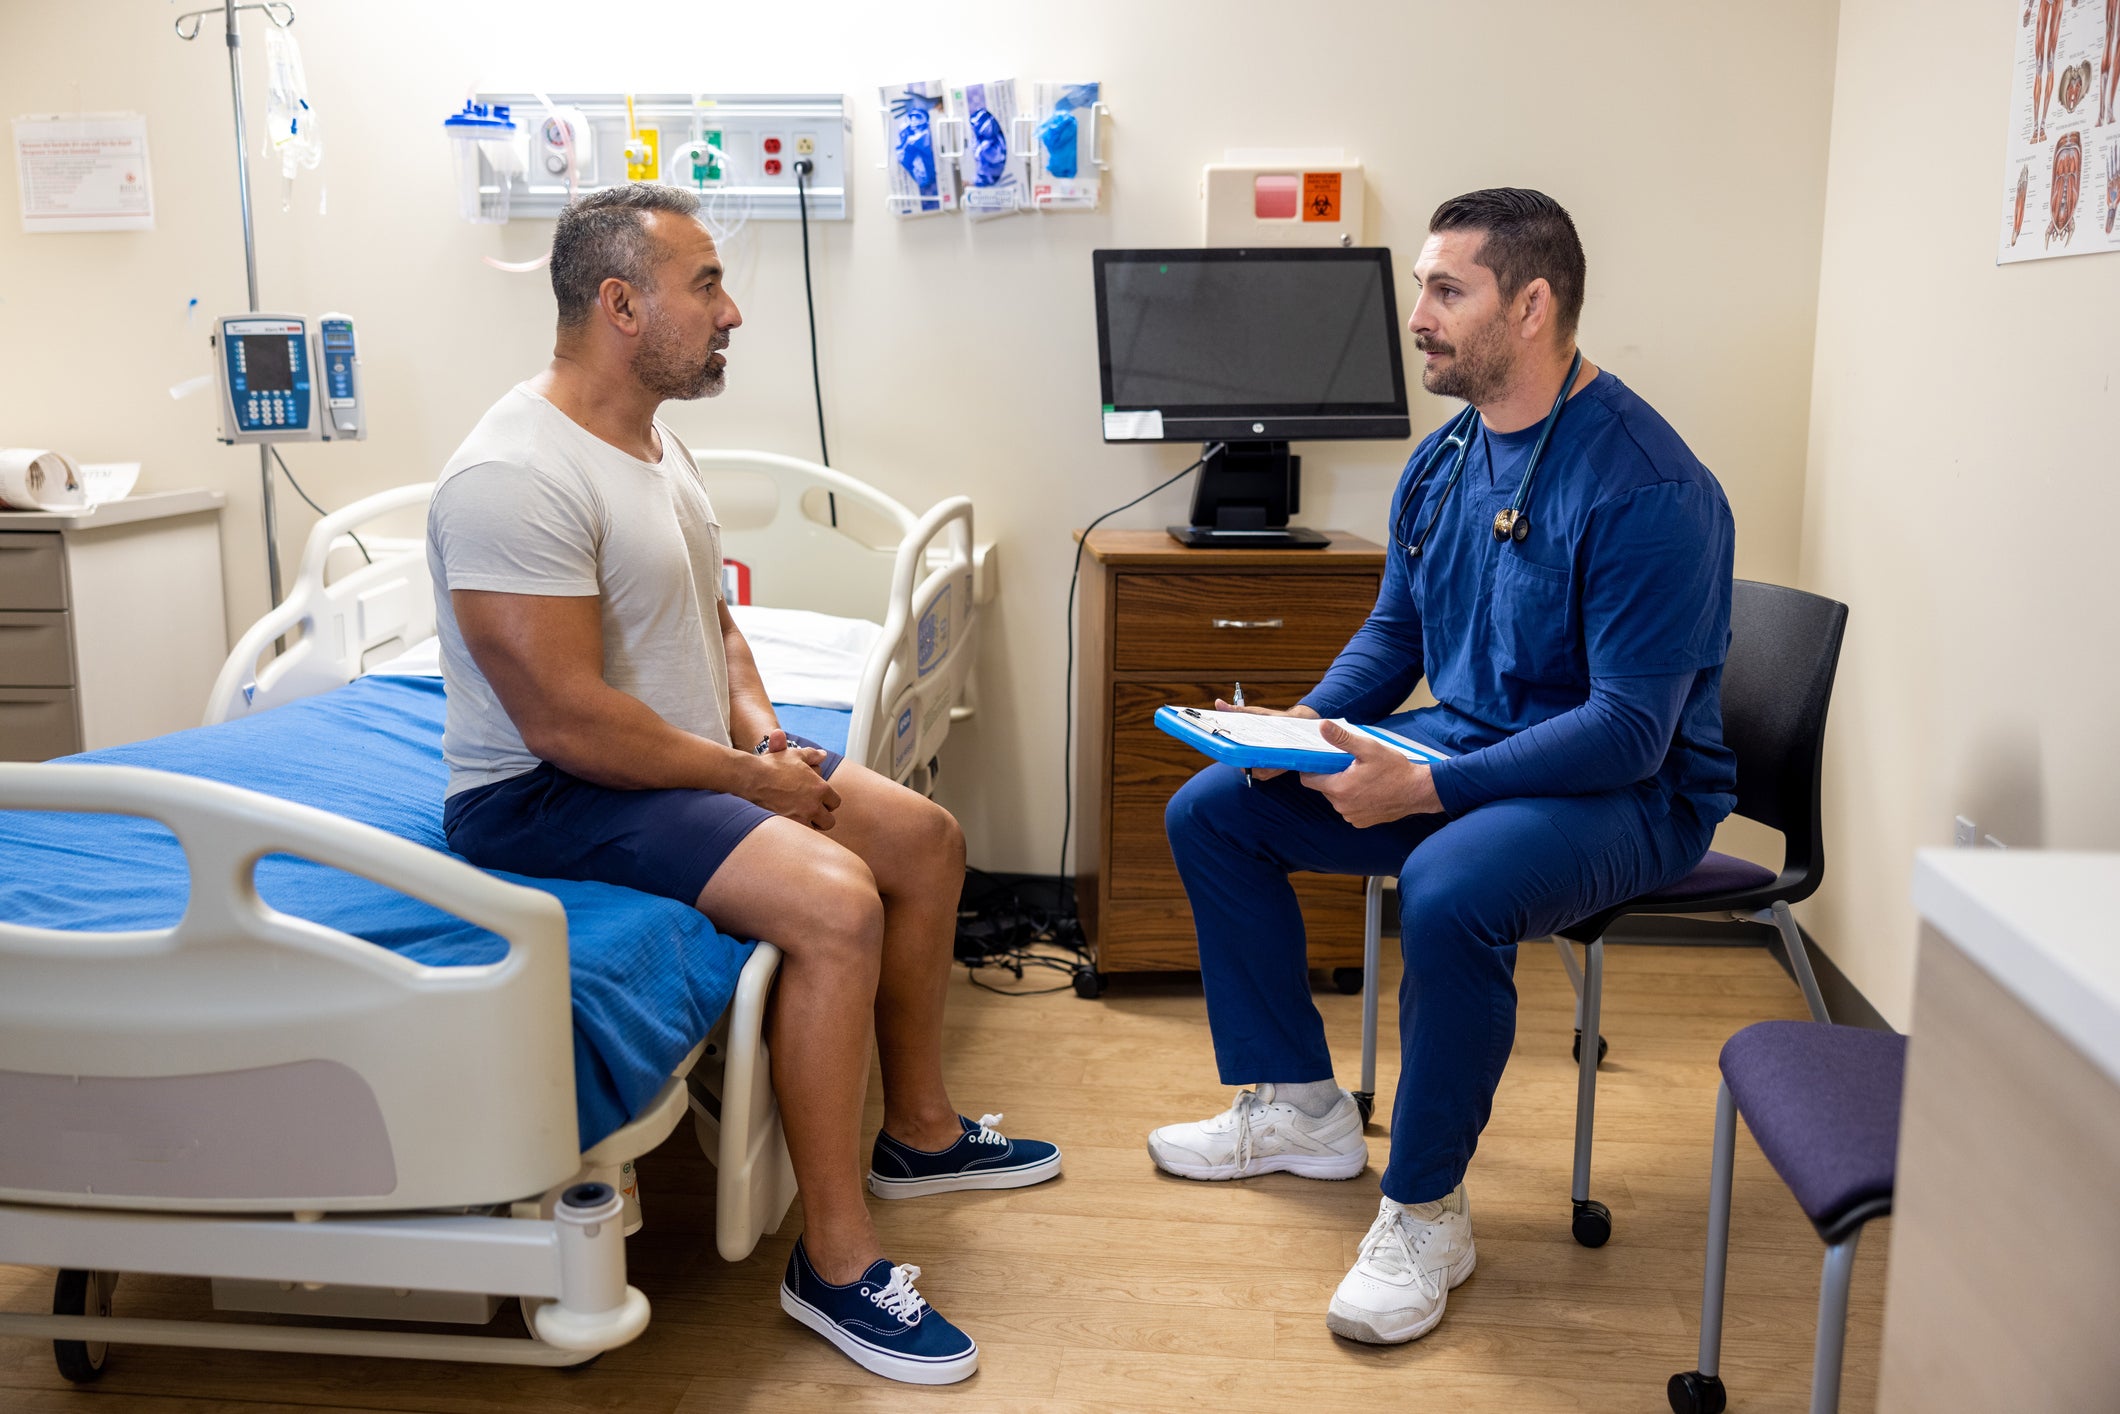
[1416,310,1513,406]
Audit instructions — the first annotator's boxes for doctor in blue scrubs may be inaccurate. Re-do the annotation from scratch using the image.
[1153,188,1737,1347]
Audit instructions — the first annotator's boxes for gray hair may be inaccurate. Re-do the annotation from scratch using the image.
[549,183,703,329]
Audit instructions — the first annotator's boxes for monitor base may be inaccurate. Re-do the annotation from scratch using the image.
[1165,525,1332,550]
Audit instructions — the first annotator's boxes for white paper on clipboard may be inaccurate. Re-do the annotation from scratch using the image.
[13,113,155,234]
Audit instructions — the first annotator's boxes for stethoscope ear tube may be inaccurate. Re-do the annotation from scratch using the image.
[1393,348,1583,559]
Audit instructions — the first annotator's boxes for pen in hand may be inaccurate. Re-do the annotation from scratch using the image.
[1234,682,1253,789]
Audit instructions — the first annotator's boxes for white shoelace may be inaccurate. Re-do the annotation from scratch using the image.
[866,1263,928,1322]
[1358,1203,1449,1297]
[970,1113,1010,1146]
[1227,1089,1264,1172]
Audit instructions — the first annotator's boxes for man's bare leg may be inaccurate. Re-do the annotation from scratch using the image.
[698,817,886,1285]
[817,764,969,1154]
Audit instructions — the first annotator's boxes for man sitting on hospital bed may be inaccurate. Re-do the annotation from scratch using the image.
[425,182,1057,1388]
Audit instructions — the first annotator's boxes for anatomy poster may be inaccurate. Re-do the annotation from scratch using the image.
[1997,0,2120,262]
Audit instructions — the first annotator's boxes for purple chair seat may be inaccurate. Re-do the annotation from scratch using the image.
[1719,1021,1906,1236]
[1643,850,1778,904]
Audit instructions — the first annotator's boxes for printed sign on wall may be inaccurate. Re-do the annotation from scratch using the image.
[1998,0,2120,263]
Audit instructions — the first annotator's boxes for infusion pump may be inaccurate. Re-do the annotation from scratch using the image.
[212,311,366,445]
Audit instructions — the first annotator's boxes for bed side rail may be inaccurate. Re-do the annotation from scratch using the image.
[0,762,578,1212]
[847,496,976,792]
[207,483,437,726]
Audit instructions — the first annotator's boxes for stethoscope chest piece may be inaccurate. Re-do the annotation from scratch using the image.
[1492,508,1516,542]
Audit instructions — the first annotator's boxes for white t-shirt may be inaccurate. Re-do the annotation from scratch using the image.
[427,385,731,798]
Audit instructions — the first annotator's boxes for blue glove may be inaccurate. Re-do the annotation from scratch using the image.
[1038,110,1078,178]
[894,106,937,194]
[968,107,1008,186]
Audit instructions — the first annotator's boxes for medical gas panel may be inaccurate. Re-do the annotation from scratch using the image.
[467,93,849,222]
[212,313,366,445]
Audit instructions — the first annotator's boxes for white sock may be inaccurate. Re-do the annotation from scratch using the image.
[1266,1079,1344,1118]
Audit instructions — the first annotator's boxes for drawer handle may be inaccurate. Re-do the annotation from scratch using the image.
[1211,617,1283,630]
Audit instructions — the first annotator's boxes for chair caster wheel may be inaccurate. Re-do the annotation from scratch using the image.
[1352,1091,1375,1125]
[1330,967,1364,995]
[1572,1029,1608,1065]
[1571,1197,1612,1248]
[1666,1369,1727,1414]
[1071,966,1107,999]
[52,1268,116,1384]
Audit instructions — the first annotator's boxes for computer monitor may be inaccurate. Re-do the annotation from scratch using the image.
[1092,247,1411,547]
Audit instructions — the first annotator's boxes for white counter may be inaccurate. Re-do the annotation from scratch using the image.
[1910,848,2120,1088]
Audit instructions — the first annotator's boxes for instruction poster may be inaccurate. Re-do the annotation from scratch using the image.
[12,114,155,234]
[1997,0,2119,263]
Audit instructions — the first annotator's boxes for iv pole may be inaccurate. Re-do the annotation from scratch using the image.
[175,0,297,612]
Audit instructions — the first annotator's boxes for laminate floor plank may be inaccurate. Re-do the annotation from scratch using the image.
[0,941,1884,1412]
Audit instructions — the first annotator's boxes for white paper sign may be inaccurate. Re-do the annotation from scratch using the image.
[1102,409,1164,440]
[13,113,155,234]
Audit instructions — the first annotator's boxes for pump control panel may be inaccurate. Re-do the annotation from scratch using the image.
[214,315,318,445]
[312,313,365,441]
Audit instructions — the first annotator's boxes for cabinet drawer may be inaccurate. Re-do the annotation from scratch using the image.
[0,612,74,686]
[1113,572,1375,676]
[0,533,66,610]
[0,687,80,761]
[1109,679,1315,899]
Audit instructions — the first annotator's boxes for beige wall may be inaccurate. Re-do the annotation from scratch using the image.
[1798,0,2120,1025]
[0,0,1838,874]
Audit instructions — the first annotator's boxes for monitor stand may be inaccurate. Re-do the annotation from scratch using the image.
[1167,440,1331,550]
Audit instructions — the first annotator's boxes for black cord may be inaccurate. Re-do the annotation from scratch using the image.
[793,160,836,527]
[954,868,1089,996]
[269,445,371,563]
[1057,443,1225,899]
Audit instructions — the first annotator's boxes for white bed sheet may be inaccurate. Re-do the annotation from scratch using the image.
[364,605,882,713]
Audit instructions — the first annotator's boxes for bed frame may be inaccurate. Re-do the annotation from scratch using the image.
[204,451,989,795]
[1,450,980,1374]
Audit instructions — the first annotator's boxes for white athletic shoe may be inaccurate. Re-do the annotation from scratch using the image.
[1325,1185,1477,1344]
[1146,1084,1368,1181]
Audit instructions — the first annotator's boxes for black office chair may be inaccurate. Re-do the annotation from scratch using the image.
[1353,579,1850,1248]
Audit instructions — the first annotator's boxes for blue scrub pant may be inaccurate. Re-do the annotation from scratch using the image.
[1164,763,1713,1205]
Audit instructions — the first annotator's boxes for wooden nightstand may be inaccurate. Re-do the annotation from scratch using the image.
[1072,529,1386,982]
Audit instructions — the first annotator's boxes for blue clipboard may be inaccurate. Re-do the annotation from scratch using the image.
[1154,705,1451,775]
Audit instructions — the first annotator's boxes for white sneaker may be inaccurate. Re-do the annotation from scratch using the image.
[1326,1186,1477,1344]
[1146,1085,1368,1181]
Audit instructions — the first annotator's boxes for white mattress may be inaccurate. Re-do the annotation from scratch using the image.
[365,605,882,713]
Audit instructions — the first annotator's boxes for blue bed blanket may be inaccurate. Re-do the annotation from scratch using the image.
[0,676,848,1150]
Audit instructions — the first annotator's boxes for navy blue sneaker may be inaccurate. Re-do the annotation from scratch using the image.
[779,1238,977,1384]
[868,1112,1063,1199]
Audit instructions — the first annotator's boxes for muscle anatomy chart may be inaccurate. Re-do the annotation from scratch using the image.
[2001,0,2120,262]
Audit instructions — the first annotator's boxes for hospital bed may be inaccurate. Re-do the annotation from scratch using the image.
[0,451,987,1379]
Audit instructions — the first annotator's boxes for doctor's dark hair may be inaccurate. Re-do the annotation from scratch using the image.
[1429,188,1587,340]
[549,183,704,330]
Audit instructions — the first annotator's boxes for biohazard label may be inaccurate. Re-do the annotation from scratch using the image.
[1302,172,1342,222]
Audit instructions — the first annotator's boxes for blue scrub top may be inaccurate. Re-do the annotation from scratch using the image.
[1303,370,1738,822]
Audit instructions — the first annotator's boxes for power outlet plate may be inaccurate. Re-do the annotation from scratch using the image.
[1954,815,1979,847]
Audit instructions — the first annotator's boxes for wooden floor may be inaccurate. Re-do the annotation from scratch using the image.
[0,940,1885,1413]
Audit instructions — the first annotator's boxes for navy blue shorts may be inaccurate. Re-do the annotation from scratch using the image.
[442,736,845,909]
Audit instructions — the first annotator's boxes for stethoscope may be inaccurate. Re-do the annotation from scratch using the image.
[1392,349,1584,559]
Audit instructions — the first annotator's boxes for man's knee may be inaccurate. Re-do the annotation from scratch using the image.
[1396,865,1515,973]
[800,855,887,969]
[1165,765,1246,855]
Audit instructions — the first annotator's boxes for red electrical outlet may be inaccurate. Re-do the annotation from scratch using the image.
[762,136,783,154]
[763,157,783,176]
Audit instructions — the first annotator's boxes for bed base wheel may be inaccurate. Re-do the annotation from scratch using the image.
[52,1268,116,1383]
[1072,965,1107,999]
[1352,1091,1375,1125]
[1572,1028,1609,1065]
[1330,966,1365,995]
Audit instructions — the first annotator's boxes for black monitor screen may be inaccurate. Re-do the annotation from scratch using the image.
[1094,249,1408,436]
[240,334,295,391]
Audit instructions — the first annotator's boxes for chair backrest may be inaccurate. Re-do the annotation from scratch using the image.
[1721,579,1849,899]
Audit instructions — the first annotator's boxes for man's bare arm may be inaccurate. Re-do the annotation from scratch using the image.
[451,589,839,827]
[719,600,782,750]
